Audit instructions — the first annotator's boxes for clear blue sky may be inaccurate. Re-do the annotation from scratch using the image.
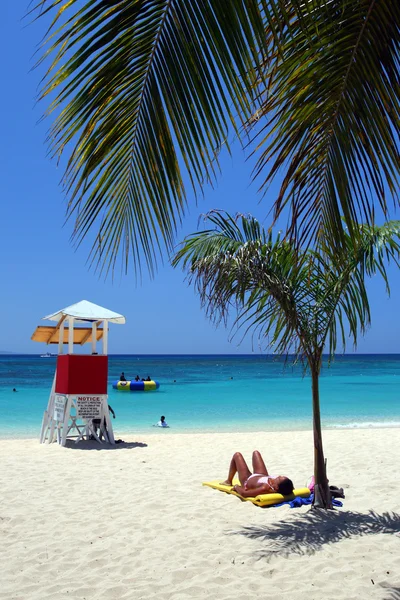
[0,3,399,354]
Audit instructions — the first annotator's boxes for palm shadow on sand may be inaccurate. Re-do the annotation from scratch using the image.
[380,585,400,600]
[230,509,400,560]
[65,439,148,451]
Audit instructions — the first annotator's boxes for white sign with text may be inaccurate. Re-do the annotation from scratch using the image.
[54,395,67,421]
[76,396,104,419]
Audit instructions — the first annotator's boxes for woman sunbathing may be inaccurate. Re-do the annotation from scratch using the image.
[222,451,294,497]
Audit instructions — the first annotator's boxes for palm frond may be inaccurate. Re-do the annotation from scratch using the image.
[173,211,312,358]
[319,220,400,354]
[33,0,266,276]
[253,0,400,247]
[174,212,400,362]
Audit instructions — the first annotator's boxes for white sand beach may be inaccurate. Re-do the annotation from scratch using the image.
[1,428,399,600]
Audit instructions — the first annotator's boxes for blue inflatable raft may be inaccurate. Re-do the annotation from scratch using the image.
[112,380,160,391]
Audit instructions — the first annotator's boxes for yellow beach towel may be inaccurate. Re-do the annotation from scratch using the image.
[203,479,311,507]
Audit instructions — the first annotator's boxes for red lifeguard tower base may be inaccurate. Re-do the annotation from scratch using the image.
[55,355,108,395]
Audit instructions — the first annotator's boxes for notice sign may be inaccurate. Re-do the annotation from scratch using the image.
[54,395,66,421]
[76,396,103,419]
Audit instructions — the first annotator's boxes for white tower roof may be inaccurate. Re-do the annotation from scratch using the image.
[43,300,126,324]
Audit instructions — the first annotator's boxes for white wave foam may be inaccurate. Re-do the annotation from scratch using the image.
[329,421,400,429]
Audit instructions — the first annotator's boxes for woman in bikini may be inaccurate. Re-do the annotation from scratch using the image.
[222,451,294,497]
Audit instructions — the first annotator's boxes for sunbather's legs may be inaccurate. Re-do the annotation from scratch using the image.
[252,450,268,476]
[222,452,251,486]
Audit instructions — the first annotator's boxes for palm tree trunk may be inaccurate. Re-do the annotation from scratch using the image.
[311,364,332,509]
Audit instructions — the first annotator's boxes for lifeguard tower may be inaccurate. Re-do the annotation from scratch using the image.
[31,300,125,446]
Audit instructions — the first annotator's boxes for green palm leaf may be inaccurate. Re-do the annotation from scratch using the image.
[253,0,400,246]
[33,0,266,276]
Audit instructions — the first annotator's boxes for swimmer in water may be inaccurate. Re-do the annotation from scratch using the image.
[154,415,169,428]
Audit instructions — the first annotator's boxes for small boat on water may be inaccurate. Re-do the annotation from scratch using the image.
[40,352,56,358]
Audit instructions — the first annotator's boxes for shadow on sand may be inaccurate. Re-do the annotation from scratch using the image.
[230,509,400,560]
[65,439,148,451]
[380,585,400,600]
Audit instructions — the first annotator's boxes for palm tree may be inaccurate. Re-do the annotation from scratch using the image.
[34,1,400,275]
[172,211,400,508]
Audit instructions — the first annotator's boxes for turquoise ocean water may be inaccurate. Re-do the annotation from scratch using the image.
[0,354,399,439]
